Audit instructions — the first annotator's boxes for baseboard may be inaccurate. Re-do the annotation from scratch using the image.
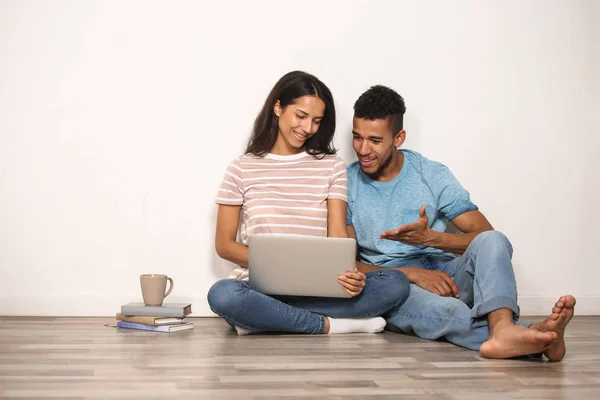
[517,296,596,316]
[0,295,596,317]
[0,295,214,317]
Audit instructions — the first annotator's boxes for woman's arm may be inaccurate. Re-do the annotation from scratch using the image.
[327,199,349,238]
[328,198,365,296]
[215,204,249,268]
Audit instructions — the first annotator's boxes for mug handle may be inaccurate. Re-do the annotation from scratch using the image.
[164,277,174,298]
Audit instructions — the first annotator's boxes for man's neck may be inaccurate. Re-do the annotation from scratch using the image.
[374,150,404,182]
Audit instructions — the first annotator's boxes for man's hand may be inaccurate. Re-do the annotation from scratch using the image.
[409,268,460,298]
[380,204,434,246]
[338,268,366,297]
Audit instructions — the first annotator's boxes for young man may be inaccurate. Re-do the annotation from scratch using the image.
[346,85,576,360]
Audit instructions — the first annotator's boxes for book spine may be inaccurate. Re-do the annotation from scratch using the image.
[116,313,157,326]
[120,307,184,318]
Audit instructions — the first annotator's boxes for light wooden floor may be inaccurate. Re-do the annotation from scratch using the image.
[0,316,599,399]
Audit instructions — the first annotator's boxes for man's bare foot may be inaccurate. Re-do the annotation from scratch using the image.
[480,324,557,359]
[529,295,576,361]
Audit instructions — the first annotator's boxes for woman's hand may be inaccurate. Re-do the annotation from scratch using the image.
[338,268,366,297]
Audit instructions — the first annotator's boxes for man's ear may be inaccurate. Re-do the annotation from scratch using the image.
[274,100,282,117]
[394,129,406,148]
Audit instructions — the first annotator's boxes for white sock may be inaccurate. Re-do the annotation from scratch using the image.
[234,326,263,336]
[235,317,387,336]
[327,317,387,334]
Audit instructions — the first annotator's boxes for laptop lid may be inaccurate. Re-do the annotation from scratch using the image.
[248,234,356,298]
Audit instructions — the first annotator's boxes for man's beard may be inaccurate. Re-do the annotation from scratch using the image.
[363,150,393,179]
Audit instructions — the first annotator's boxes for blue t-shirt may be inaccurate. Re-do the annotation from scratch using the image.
[347,149,478,267]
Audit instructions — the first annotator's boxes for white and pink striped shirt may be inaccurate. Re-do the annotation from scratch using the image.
[216,151,348,247]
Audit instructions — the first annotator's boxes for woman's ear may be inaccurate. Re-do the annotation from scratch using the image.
[273,100,282,117]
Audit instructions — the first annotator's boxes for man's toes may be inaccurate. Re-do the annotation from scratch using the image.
[557,295,576,308]
[555,301,564,309]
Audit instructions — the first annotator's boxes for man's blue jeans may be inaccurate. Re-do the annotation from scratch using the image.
[208,269,410,334]
[384,231,530,350]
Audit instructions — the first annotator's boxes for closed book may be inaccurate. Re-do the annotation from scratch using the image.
[116,320,194,332]
[120,302,192,318]
[115,313,185,326]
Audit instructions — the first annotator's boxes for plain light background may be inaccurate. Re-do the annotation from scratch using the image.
[1,0,598,316]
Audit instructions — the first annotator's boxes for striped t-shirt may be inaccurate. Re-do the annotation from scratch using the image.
[216,152,348,245]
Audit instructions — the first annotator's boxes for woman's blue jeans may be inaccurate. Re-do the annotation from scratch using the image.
[208,269,410,334]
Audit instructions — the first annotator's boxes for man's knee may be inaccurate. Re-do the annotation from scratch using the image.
[207,279,243,315]
[471,230,513,258]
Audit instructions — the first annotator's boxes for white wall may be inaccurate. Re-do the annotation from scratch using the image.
[1,0,598,316]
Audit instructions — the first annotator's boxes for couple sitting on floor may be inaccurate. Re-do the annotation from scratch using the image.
[207,71,575,361]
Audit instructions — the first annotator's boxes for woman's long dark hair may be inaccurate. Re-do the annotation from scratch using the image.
[245,71,337,157]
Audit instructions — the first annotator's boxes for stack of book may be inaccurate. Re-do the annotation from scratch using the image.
[116,302,194,332]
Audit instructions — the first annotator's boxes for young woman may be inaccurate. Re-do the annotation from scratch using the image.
[207,71,409,335]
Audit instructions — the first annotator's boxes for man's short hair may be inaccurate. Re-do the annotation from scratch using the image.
[353,85,406,135]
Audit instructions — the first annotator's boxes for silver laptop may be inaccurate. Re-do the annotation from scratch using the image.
[248,234,357,298]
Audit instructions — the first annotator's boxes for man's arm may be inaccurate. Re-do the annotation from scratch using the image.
[380,206,494,255]
[348,224,460,297]
[424,209,493,254]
